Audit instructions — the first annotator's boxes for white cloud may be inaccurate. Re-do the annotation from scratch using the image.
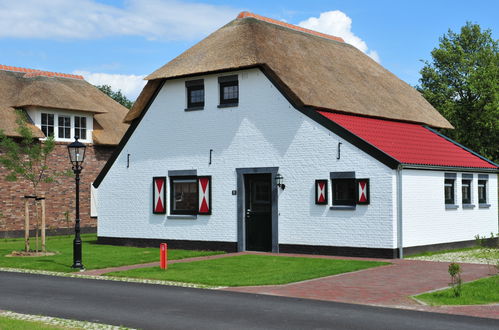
[74,71,146,100]
[0,0,238,40]
[298,11,380,62]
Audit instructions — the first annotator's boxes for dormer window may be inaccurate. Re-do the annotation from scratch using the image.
[35,111,91,143]
[218,75,238,107]
[185,79,204,110]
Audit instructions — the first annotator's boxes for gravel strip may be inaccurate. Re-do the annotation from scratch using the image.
[0,267,220,289]
[407,250,497,265]
[0,310,133,329]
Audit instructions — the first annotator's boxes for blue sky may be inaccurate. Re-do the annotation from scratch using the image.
[1,0,497,100]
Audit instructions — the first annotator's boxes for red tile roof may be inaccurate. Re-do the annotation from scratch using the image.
[0,64,84,80]
[237,11,345,43]
[318,111,497,169]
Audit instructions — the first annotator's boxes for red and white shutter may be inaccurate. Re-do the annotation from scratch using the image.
[152,177,166,214]
[198,176,212,215]
[356,179,369,205]
[315,179,328,205]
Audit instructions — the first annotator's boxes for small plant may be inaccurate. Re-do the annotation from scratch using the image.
[448,262,462,297]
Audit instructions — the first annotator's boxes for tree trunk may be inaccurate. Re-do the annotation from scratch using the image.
[41,198,46,253]
[34,199,39,253]
[24,199,30,252]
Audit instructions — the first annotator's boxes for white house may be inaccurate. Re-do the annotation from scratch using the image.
[93,12,498,258]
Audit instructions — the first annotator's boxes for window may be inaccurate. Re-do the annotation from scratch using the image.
[332,178,356,206]
[444,179,455,204]
[461,179,471,204]
[41,113,54,137]
[170,176,198,215]
[218,75,238,107]
[58,115,71,139]
[478,180,487,204]
[74,116,87,140]
[185,79,204,109]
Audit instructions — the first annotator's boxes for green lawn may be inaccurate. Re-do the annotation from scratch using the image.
[0,234,223,272]
[106,254,389,286]
[0,316,67,329]
[415,275,499,305]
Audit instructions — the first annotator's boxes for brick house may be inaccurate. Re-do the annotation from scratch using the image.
[93,12,498,258]
[0,65,129,237]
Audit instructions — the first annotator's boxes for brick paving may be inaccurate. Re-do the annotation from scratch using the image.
[223,253,498,319]
[81,251,498,319]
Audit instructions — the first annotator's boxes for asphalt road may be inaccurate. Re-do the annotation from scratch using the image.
[0,271,497,330]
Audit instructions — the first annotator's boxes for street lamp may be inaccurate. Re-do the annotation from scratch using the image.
[67,137,86,270]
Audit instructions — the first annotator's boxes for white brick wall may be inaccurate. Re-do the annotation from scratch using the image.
[98,68,397,249]
[402,169,498,247]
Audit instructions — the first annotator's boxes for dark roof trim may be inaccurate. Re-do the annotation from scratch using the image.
[93,80,166,188]
[258,66,400,169]
[423,126,498,168]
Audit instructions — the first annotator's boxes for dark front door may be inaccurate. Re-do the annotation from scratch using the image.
[244,174,272,252]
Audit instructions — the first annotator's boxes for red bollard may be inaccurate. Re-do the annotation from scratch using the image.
[160,243,168,269]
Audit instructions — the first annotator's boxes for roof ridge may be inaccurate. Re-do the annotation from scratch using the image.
[237,11,345,43]
[0,64,84,80]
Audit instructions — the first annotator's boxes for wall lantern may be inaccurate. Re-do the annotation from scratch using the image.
[276,173,285,190]
[67,137,87,270]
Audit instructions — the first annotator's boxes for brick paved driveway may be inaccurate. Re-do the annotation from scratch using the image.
[222,253,498,319]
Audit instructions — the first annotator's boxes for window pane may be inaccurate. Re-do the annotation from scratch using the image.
[462,180,471,204]
[41,113,54,137]
[445,179,454,204]
[74,116,87,140]
[190,89,204,103]
[58,115,71,139]
[478,180,487,203]
[332,179,355,205]
[171,178,198,213]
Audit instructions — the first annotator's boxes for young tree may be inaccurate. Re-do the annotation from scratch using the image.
[418,23,499,163]
[96,84,134,109]
[0,111,58,252]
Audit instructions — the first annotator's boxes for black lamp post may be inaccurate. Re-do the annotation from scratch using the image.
[67,137,86,270]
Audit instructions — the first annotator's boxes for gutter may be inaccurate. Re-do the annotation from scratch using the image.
[396,165,404,259]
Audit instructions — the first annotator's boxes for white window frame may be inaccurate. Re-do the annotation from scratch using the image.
[27,108,93,143]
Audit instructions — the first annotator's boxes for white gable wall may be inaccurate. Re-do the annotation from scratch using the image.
[402,169,498,247]
[98,68,397,249]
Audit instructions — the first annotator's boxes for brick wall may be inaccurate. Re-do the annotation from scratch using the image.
[0,143,115,237]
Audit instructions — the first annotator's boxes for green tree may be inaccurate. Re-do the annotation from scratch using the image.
[0,111,58,252]
[418,22,499,162]
[96,84,134,109]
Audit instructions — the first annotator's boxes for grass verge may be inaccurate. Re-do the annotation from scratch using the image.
[0,234,223,272]
[415,275,499,305]
[0,316,66,329]
[106,254,389,286]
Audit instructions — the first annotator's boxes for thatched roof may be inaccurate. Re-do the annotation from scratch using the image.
[126,12,452,129]
[0,66,129,145]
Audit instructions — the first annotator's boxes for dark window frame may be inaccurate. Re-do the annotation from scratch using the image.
[444,178,455,205]
[478,179,487,204]
[169,176,198,215]
[331,178,356,206]
[218,75,239,107]
[461,179,472,205]
[185,79,205,110]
